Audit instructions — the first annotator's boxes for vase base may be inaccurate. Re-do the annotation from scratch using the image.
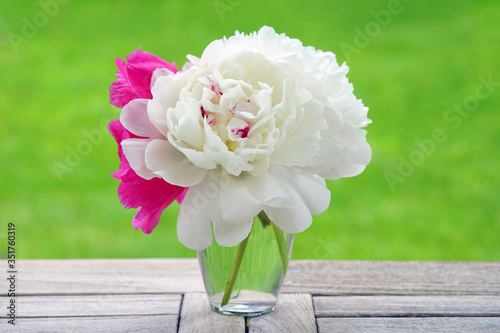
[207,290,278,317]
[210,303,275,317]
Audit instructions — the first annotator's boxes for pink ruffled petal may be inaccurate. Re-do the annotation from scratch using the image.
[110,76,137,109]
[118,177,185,234]
[125,48,179,99]
[132,206,164,234]
[108,119,140,182]
[109,48,179,108]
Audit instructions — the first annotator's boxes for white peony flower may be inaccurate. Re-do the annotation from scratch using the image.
[119,26,371,250]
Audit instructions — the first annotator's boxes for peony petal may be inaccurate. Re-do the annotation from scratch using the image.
[168,102,205,149]
[219,174,262,222]
[125,48,179,99]
[199,39,226,66]
[338,122,368,151]
[145,139,208,187]
[120,99,163,139]
[168,132,218,170]
[264,167,315,233]
[272,98,326,166]
[108,119,143,182]
[276,166,331,215]
[264,189,313,234]
[335,159,367,179]
[151,68,176,89]
[108,119,130,179]
[346,139,372,166]
[177,184,213,250]
[301,138,343,176]
[148,75,181,136]
[316,125,371,179]
[131,207,164,234]
[294,98,328,135]
[118,177,185,234]
[245,171,292,208]
[121,138,156,180]
[212,217,253,248]
[177,187,189,203]
[332,141,371,179]
[109,48,179,108]
[271,133,321,166]
[110,72,138,108]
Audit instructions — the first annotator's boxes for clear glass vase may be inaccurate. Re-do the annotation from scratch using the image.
[197,215,294,317]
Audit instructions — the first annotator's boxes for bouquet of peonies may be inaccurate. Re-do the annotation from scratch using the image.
[108,27,371,310]
[109,26,371,249]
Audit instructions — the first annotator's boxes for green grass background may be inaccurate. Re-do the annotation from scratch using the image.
[1,0,498,260]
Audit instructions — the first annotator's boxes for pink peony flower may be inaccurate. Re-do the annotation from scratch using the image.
[108,49,186,234]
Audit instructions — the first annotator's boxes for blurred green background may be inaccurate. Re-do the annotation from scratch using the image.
[1,0,499,260]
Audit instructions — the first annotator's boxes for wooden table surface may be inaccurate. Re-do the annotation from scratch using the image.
[3,259,500,332]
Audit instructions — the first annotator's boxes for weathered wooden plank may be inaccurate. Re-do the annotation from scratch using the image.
[11,294,181,317]
[178,292,245,333]
[15,259,205,295]
[2,315,178,333]
[283,260,500,296]
[13,259,500,296]
[317,317,500,333]
[249,293,317,333]
[314,295,500,317]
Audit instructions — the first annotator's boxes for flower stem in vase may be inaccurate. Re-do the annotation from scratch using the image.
[220,233,250,307]
[220,211,289,308]
[258,211,288,274]
[258,211,271,228]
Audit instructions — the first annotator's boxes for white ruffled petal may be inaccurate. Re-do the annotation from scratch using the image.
[264,188,313,234]
[271,133,321,166]
[334,140,372,178]
[177,186,213,250]
[195,171,254,248]
[121,138,156,180]
[272,98,326,166]
[212,216,253,248]
[120,99,163,139]
[245,171,292,208]
[277,166,331,215]
[148,75,181,136]
[219,174,262,222]
[145,139,207,187]
[151,68,175,89]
